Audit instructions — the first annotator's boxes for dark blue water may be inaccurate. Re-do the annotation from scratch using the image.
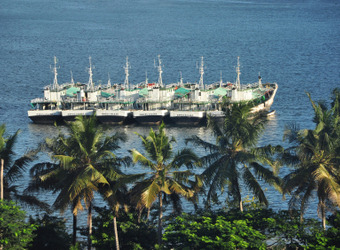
[1,0,340,224]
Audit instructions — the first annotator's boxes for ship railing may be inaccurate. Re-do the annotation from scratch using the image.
[30,98,58,103]
[61,97,98,103]
[238,82,258,90]
[136,97,172,103]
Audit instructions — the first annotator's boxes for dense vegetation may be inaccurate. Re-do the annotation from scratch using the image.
[0,88,339,249]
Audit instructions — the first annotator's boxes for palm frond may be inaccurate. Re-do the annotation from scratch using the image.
[172,170,193,183]
[131,149,155,169]
[168,178,194,198]
[185,135,219,153]
[5,150,37,182]
[141,179,161,208]
[170,148,201,169]
[207,115,224,138]
[250,162,282,189]
[242,166,268,206]
[13,193,51,212]
[283,123,300,144]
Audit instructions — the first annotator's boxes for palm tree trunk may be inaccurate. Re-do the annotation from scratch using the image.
[138,209,142,223]
[72,213,77,246]
[299,212,304,223]
[113,216,120,250]
[0,160,3,250]
[239,191,243,212]
[157,192,163,245]
[321,201,326,230]
[0,159,4,200]
[87,202,92,250]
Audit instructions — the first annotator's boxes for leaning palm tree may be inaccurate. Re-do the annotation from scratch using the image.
[99,176,132,250]
[282,91,340,229]
[97,155,137,250]
[130,122,201,245]
[28,115,127,249]
[28,134,85,246]
[331,88,340,117]
[186,102,281,211]
[0,123,49,211]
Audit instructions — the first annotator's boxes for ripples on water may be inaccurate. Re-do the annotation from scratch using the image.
[1,0,340,226]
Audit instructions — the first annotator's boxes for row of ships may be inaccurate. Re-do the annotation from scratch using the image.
[28,56,278,125]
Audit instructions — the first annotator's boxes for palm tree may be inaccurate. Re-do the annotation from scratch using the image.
[99,177,130,250]
[28,115,127,248]
[0,124,49,210]
[283,91,340,229]
[331,88,340,117]
[186,102,281,211]
[130,122,201,245]
[97,156,140,250]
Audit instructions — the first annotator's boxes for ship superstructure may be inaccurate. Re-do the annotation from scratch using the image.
[28,56,278,125]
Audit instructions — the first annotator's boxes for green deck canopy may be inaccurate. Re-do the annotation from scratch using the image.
[139,88,149,97]
[214,87,228,96]
[174,87,190,97]
[66,87,80,97]
[101,91,114,98]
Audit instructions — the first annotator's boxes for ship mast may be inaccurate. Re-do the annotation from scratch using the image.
[258,72,262,88]
[199,56,204,89]
[87,56,94,91]
[156,55,163,88]
[145,71,148,86]
[124,56,130,90]
[179,71,183,87]
[220,70,223,88]
[235,56,241,90]
[70,71,75,86]
[51,56,59,90]
[107,73,111,88]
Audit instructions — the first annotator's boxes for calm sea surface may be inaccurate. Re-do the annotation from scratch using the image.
[1,0,340,225]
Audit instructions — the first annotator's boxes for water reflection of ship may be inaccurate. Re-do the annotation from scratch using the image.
[28,56,278,125]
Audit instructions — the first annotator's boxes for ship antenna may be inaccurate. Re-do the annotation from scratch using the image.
[145,71,148,86]
[124,56,130,90]
[220,70,223,88]
[179,71,183,87]
[51,56,59,90]
[258,72,262,88]
[198,56,204,89]
[70,70,75,86]
[235,56,241,89]
[156,55,163,88]
[107,73,111,88]
[87,56,94,91]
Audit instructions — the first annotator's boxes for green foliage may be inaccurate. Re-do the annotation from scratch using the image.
[282,90,340,229]
[130,122,201,244]
[28,115,128,247]
[90,206,157,250]
[28,213,71,250]
[308,211,340,248]
[0,200,36,250]
[186,102,282,210]
[163,211,266,249]
[161,208,340,249]
[0,123,49,211]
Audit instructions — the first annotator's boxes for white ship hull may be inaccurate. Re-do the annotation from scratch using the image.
[62,110,94,121]
[250,83,278,113]
[96,110,133,124]
[28,57,278,126]
[28,110,62,124]
[169,110,206,125]
[133,110,169,125]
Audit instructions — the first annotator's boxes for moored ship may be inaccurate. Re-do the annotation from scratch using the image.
[28,56,278,125]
